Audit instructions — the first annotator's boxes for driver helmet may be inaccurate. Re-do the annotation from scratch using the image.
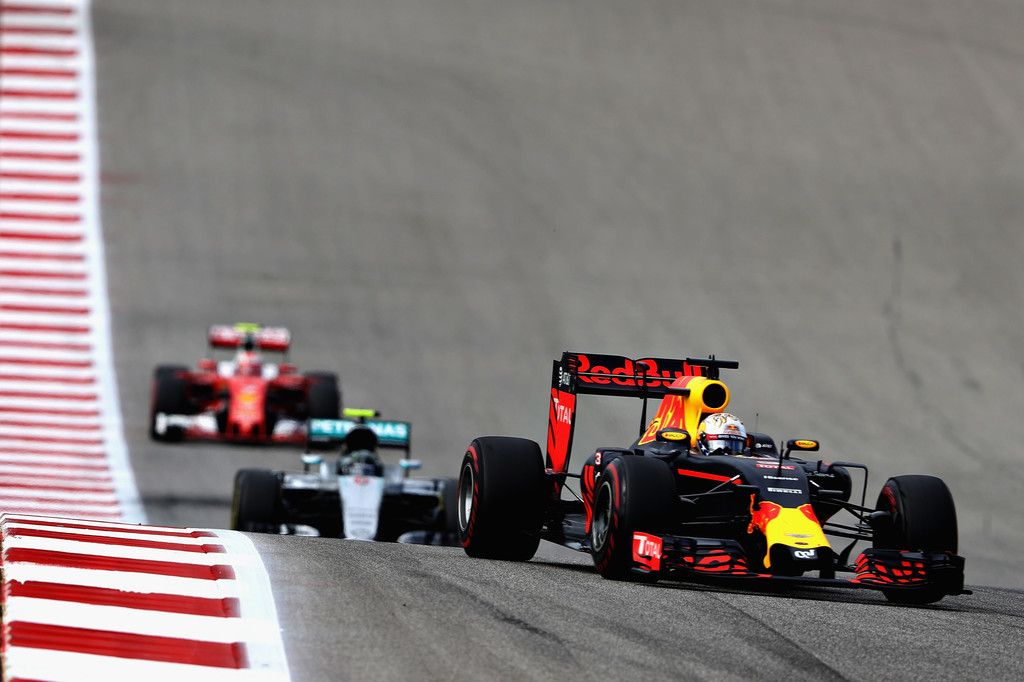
[235,350,263,377]
[697,412,747,456]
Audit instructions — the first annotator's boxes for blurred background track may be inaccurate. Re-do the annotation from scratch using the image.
[92,0,1023,678]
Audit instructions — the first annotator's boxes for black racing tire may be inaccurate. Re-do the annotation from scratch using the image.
[230,469,280,532]
[440,477,459,535]
[149,365,190,442]
[306,372,341,419]
[591,455,676,581]
[874,474,958,605]
[458,437,547,561]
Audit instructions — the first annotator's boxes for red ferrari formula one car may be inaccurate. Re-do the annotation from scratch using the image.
[457,352,967,604]
[149,323,341,444]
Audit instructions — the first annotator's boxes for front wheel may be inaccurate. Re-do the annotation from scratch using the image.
[458,437,546,561]
[874,474,958,604]
[231,469,280,532]
[591,456,676,581]
[149,365,190,442]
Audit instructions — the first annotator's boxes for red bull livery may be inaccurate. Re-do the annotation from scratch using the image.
[457,351,967,604]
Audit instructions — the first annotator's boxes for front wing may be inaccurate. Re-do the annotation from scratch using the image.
[631,532,967,597]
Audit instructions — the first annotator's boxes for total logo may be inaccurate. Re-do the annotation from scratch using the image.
[756,463,796,471]
[633,533,662,559]
[552,397,573,425]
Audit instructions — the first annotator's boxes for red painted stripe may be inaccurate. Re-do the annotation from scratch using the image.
[0,212,80,223]
[9,581,241,617]
[0,231,83,242]
[0,357,91,368]
[0,111,77,121]
[0,339,90,351]
[0,129,79,141]
[3,548,236,580]
[0,266,84,276]
[9,528,225,553]
[0,446,104,458]
[0,285,88,296]
[0,170,80,182]
[0,390,96,401]
[0,472,110,483]
[0,433,103,445]
[0,192,79,202]
[0,150,81,162]
[0,4,76,15]
[6,623,247,669]
[0,482,113,494]
[0,373,95,385]
[1,303,90,314]
[4,518,219,539]
[676,468,737,483]
[0,26,76,37]
[2,418,99,430]
[0,46,77,58]
[0,323,90,334]
[0,251,84,261]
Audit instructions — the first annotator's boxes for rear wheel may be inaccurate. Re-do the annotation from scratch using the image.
[591,456,676,581]
[874,474,958,604]
[231,469,280,532]
[306,372,341,419]
[149,365,190,442]
[458,437,546,561]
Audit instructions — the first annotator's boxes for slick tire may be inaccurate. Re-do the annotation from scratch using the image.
[149,365,190,442]
[231,469,280,532]
[306,372,341,419]
[440,477,459,539]
[458,437,546,561]
[591,455,676,581]
[874,474,958,605]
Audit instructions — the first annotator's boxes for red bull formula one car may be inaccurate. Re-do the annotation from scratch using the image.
[457,352,967,604]
[149,323,340,444]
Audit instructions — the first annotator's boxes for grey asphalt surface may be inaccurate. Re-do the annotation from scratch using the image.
[92,0,1024,678]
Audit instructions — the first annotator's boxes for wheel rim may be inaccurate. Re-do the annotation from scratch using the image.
[458,461,474,532]
[592,480,613,551]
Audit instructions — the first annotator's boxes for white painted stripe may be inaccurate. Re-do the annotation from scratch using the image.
[0,178,85,194]
[5,597,283,644]
[0,501,122,515]
[0,363,94,378]
[6,522,219,545]
[4,649,287,682]
[0,13,79,30]
[0,479,112,492]
[3,535,252,565]
[0,346,94,361]
[0,489,117,502]
[0,454,108,467]
[0,465,113,478]
[3,513,194,533]
[0,97,82,114]
[2,563,244,599]
[0,387,96,402]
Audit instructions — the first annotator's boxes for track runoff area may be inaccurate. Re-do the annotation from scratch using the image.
[0,1,288,678]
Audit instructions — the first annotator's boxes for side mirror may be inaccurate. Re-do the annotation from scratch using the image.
[301,453,323,473]
[278,362,297,374]
[198,359,217,372]
[783,438,819,459]
[399,459,422,471]
[656,429,690,448]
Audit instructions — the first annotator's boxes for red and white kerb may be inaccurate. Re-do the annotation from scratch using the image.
[1,514,291,680]
[1,0,141,519]
[2,3,291,679]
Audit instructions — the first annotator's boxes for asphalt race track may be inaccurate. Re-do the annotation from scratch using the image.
[91,0,1024,678]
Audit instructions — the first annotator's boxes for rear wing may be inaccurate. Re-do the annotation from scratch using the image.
[308,418,411,452]
[208,323,291,352]
[546,351,738,476]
